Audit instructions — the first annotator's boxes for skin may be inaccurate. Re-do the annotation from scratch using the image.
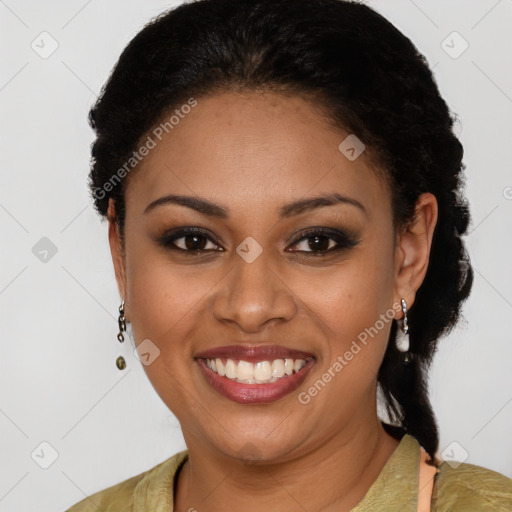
[107,90,438,512]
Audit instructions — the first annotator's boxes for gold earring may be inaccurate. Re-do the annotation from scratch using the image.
[116,301,127,370]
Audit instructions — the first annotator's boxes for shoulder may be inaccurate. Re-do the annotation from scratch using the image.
[65,450,188,512]
[432,460,512,511]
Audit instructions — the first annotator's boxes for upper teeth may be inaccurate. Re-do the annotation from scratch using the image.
[205,358,307,384]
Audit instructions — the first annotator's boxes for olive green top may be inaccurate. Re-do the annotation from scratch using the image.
[66,434,512,511]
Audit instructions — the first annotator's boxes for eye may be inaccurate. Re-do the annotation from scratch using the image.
[156,226,360,256]
[157,227,223,252]
[286,227,360,255]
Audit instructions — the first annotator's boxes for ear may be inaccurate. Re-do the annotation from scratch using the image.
[393,192,438,318]
[107,198,128,318]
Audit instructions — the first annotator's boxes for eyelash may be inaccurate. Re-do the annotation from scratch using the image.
[156,226,360,256]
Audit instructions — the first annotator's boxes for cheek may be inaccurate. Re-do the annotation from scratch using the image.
[294,253,394,341]
[125,267,201,415]
[127,256,222,349]
[295,251,395,388]
[124,245,230,399]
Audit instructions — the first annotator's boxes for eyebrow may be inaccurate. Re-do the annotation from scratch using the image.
[143,192,367,218]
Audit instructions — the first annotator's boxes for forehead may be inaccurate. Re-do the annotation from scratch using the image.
[125,91,390,219]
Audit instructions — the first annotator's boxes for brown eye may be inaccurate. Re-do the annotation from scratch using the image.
[157,228,222,252]
[287,228,360,255]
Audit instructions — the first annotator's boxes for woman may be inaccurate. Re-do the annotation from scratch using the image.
[67,0,512,510]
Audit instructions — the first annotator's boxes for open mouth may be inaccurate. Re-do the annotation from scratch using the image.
[203,357,311,384]
[196,355,316,404]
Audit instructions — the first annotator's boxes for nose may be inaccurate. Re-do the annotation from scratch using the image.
[211,249,297,333]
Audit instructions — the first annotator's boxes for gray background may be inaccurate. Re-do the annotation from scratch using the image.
[1,1,511,510]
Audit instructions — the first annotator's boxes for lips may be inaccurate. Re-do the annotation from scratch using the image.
[195,344,315,362]
[195,344,316,404]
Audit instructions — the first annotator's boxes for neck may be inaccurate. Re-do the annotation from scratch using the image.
[174,417,400,512]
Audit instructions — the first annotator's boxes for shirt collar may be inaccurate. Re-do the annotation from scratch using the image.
[351,434,421,512]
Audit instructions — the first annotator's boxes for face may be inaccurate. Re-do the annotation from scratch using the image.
[109,90,435,463]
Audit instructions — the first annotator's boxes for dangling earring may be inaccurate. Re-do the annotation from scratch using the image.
[116,300,127,370]
[396,298,411,362]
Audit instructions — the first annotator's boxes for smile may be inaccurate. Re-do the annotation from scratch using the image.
[194,344,316,404]
[205,357,309,384]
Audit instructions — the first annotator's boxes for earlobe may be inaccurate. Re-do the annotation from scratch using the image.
[107,199,128,310]
[393,192,438,314]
